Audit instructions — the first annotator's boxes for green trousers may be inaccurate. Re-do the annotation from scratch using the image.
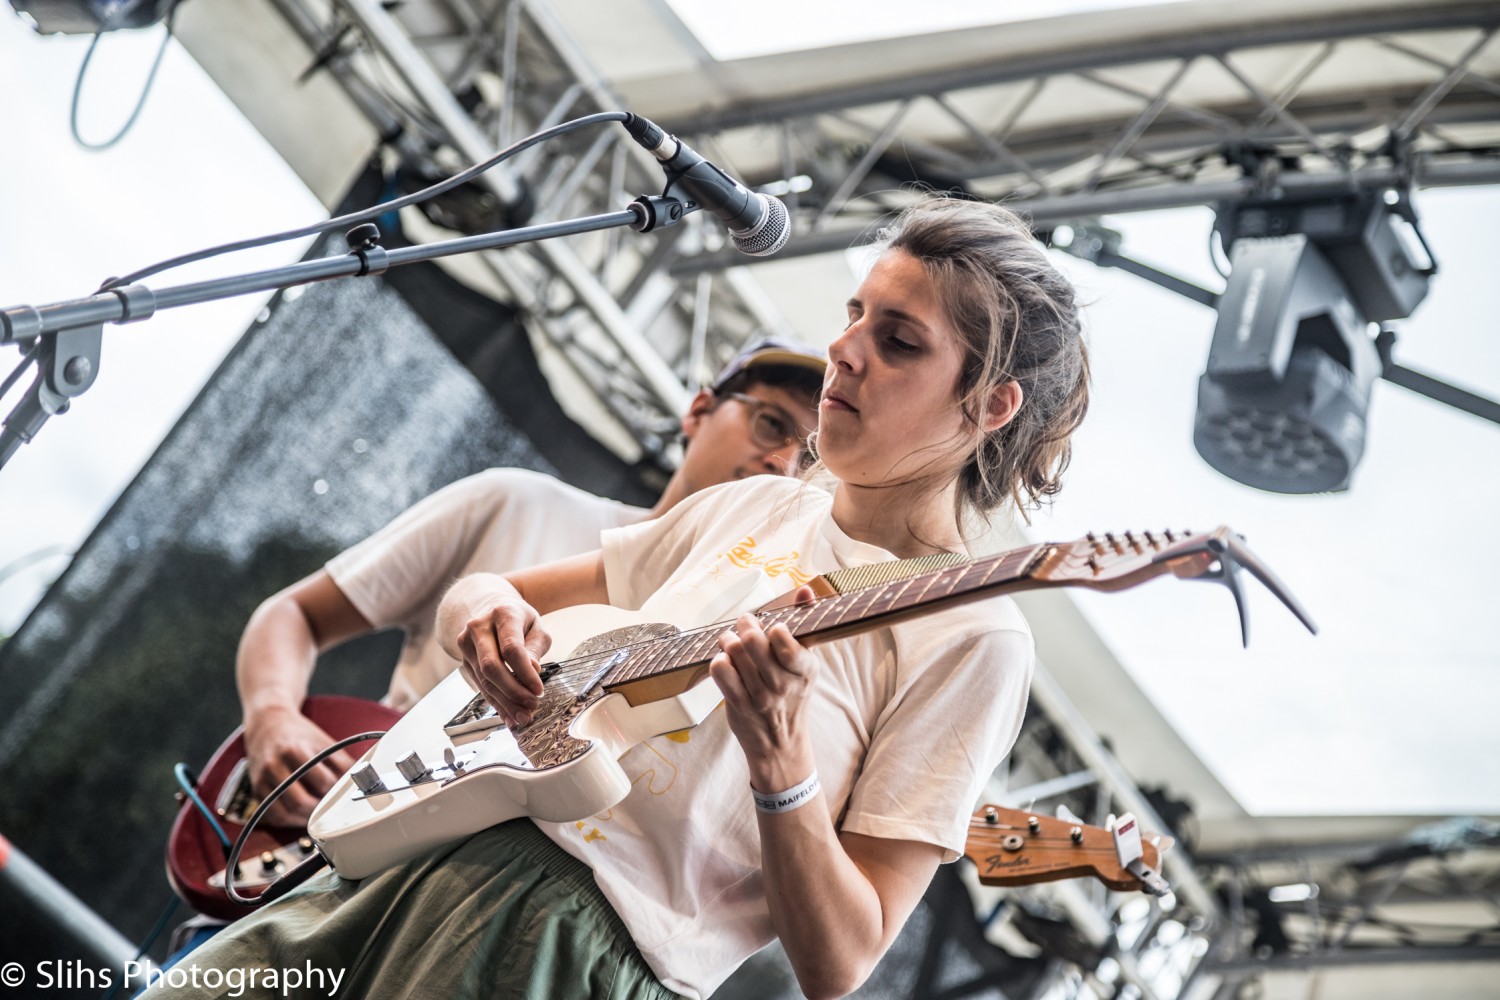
[145,820,683,999]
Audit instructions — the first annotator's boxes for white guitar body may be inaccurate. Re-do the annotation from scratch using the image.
[307,603,724,880]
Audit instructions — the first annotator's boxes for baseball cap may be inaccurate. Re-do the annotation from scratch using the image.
[711,337,827,392]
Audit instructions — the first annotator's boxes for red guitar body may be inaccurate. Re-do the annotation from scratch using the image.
[165,695,401,920]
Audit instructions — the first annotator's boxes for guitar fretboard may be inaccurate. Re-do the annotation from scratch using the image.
[601,543,1047,690]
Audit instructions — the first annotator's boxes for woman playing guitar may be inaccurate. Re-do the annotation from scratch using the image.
[152,196,1091,1000]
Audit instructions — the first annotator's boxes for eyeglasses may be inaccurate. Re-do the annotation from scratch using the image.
[719,391,814,467]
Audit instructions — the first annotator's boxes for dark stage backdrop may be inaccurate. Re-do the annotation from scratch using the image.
[0,165,657,962]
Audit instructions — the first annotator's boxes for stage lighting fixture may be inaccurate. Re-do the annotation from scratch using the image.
[1195,190,1434,494]
[8,0,172,34]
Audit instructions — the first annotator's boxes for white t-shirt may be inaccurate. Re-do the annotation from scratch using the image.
[326,468,647,710]
[533,475,1034,999]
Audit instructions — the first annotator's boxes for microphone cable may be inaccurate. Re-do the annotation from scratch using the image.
[69,0,185,153]
[96,111,633,293]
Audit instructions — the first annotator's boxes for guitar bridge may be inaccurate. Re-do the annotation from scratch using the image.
[442,694,506,746]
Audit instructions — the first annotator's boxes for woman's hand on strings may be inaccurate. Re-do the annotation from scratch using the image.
[450,582,553,727]
[710,586,820,783]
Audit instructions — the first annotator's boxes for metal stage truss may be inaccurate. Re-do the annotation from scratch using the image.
[197,0,1500,472]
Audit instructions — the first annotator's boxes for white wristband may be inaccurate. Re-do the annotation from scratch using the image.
[751,771,820,815]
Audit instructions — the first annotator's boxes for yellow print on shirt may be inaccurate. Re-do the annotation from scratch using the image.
[723,535,815,586]
[574,710,722,846]
[578,737,686,841]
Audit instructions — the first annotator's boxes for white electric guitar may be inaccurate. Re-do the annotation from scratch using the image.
[307,527,1314,880]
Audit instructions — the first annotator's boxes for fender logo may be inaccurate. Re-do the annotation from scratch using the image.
[984,854,1032,873]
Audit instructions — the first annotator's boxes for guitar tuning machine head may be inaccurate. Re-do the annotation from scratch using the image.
[984,806,999,824]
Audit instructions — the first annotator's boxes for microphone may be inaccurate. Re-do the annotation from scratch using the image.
[623,114,790,257]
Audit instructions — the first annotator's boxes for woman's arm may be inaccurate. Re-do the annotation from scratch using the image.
[765,814,943,998]
[711,613,944,999]
[436,550,607,726]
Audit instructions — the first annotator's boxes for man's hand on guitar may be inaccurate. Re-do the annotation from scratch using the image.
[454,592,554,728]
[243,705,360,826]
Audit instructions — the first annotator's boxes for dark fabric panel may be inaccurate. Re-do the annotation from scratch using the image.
[0,167,654,951]
[338,163,659,502]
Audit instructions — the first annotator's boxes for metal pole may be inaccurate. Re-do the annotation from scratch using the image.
[0,833,137,976]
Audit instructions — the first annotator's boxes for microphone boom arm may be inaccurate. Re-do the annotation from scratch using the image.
[0,199,688,474]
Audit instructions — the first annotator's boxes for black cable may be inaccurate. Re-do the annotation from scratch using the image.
[97,111,632,293]
[0,345,38,399]
[1208,224,1231,280]
[223,730,386,907]
[70,0,183,152]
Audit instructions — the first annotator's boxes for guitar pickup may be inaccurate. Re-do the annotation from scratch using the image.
[1109,812,1172,897]
[214,758,259,824]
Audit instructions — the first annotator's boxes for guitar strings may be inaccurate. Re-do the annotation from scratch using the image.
[482,550,1044,744]
[498,611,804,735]
[517,546,1021,695]
[535,551,990,689]
[533,603,809,692]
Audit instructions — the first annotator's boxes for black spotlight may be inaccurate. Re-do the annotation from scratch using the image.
[8,0,174,34]
[1196,190,1434,493]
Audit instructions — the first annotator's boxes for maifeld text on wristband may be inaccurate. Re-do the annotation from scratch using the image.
[752,771,820,814]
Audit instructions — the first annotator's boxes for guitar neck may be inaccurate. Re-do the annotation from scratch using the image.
[775,542,1047,646]
[602,543,1049,692]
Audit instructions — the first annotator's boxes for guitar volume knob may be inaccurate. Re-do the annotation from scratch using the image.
[396,751,430,784]
[351,764,385,794]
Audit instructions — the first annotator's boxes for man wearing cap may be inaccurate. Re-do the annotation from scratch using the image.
[236,339,826,824]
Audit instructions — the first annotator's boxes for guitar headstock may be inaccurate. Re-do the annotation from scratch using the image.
[1028,528,1221,593]
[1026,524,1317,646]
[962,806,1170,894]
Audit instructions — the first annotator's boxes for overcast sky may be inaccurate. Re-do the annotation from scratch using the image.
[1,10,1496,819]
